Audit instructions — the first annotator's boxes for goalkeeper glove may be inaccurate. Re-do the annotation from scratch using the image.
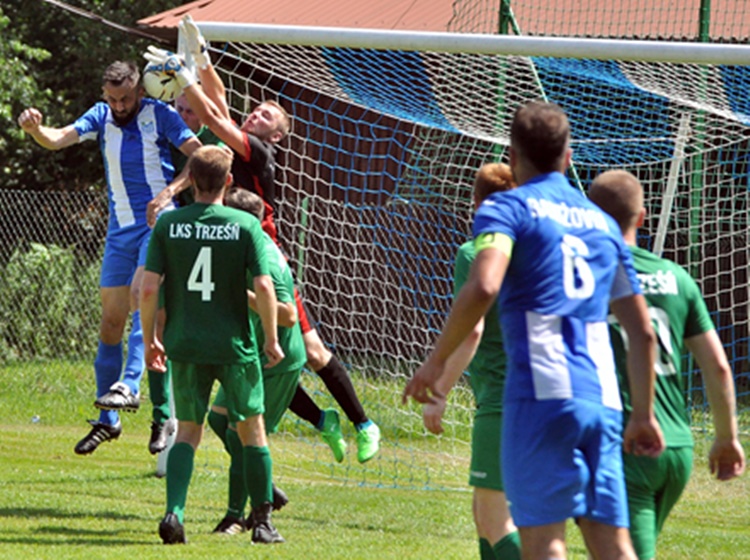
[180,14,211,69]
[143,46,197,89]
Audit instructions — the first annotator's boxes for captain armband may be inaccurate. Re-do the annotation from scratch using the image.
[474,232,513,259]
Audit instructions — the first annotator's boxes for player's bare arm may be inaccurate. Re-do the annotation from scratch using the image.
[423,318,483,435]
[139,270,167,373]
[686,330,746,480]
[404,246,507,405]
[610,293,664,457]
[145,136,202,227]
[253,274,284,368]
[179,15,231,119]
[18,108,79,151]
[247,289,298,328]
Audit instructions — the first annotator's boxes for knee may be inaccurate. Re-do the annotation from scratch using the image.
[305,341,332,371]
[99,313,127,343]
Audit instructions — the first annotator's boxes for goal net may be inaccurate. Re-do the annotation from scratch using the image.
[187,23,750,488]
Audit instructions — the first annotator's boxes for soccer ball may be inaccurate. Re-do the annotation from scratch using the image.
[142,63,182,102]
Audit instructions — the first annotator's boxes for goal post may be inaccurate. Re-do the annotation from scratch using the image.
[185,22,750,488]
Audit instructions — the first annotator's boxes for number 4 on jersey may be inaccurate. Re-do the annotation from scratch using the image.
[187,246,215,301]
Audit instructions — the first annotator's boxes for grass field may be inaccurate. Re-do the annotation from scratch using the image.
[1,360,749,559]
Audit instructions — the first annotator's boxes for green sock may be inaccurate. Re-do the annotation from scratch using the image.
[207,410,229,451]
[165,442,194,524]
[493,531,522,560]
[226,429,248,517]
[480,538,495,560]
[147,366,171,425]
[243,445,272,509]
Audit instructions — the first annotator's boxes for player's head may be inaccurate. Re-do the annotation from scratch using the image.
[589,169,645,236]
[174,93,202,133]
[510,101,571,179]
[473,162,517,208]
[189,145,233,196]
[240,100,291,144]
[102,61,143,126]
[225,187,265,221]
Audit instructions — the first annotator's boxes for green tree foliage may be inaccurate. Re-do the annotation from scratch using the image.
[1,0,185,191]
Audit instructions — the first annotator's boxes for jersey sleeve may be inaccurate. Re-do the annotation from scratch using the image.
[145,218,167,275]
[453,242,474,297]
[245,217,270,278]
[609,238,641,301]
[681,270,716,338]
[472,191,523,241]
[271,246,295,303]
[155,102,196,149]
[73,103,106,143]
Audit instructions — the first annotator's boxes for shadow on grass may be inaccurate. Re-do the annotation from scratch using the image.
[0,506,141,521]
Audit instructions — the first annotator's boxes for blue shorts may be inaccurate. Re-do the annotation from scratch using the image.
[100,225,152,288]
[503,398,628,528]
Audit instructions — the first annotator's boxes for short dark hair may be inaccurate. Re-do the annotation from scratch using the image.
[589,169,643,232]
[188,146,232,194]
[510,101,570,173]
[225,187,265,221]
[102,61,140,89]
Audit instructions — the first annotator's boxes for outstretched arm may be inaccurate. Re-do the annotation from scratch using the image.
[18,108,79,150]
[686,330,746,480]
[180,14,230,119]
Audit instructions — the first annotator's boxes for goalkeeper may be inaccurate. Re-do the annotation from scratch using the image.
[422,163,521,560]
[145,18,381,464]
[589,170,745,560]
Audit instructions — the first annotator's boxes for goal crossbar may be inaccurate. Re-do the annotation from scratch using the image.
[198,22,750,65]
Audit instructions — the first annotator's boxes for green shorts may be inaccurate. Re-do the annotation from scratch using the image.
[624,446,693,560]
[213,369,301,434]
[469,411,503,491]
[172,360,264,425]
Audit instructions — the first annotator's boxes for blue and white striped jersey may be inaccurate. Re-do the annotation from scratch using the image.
[473,172,640,409]
[74,98,195,233]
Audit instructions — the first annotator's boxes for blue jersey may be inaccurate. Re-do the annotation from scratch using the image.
[74,98,194,233]
[473,172,640,409]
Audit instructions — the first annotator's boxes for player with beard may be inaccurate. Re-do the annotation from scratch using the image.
[18,61,201,455]
[146,20,381,464]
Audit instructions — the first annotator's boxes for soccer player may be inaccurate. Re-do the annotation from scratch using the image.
[589,169,746,560]
[404,101,664,559]
[140,145,285,545]
[208,188,306,534]
[145,22,381,464]
[17,61,201,455]
[421,163,521,560]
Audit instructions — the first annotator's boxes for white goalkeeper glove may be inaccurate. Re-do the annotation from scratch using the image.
[180,14,211,69]
[143,46,196,89]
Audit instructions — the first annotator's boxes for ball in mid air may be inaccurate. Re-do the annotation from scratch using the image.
[142,63,182,102]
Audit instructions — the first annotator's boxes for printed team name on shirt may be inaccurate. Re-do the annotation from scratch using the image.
[526,197,609,232]
[168,222,241,241]
[637,270,678,296]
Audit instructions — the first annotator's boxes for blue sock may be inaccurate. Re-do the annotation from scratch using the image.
[315,410,326,431]
[121,310,145,395]
[355,419,373,432]
[95,340,122,426]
